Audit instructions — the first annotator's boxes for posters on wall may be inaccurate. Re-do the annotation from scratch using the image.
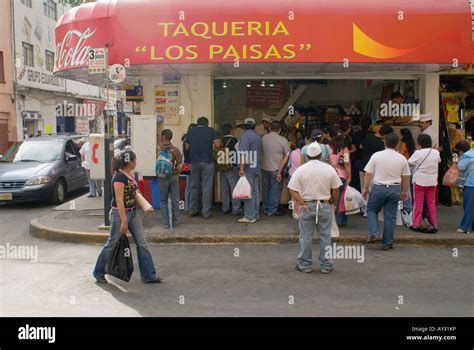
[154,85,180,125]
[246,82,285,108]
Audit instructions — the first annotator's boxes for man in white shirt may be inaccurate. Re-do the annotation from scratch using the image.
[79,140,102,198]
[288,142,342,274]
[261,121,290,216]
[418,112,439,149]
[362,133,411,250]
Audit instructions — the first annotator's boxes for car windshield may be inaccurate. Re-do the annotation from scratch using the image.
[0,140,63,163]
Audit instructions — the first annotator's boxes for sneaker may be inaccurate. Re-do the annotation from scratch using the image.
[238,217,257,224]
[145,277,163,284]
[320,266,334,274]
[382,245,394,251]
[295,265,312,273]
[365,234,380,244]
[95,276,107,283]
[456,229,471,234]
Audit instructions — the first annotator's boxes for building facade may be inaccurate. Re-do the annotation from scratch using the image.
[0,0,16,154]
[12,0,103,140]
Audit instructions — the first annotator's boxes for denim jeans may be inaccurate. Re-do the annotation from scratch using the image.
[460,186,474,232]
[367,184,401,247]
[262,169,282,215]
[297,201,333,269]
[220,169,242,214]
[242,173,260,220]
[335,178,348,226]
[189,162,215,217]
[85,168,102,197]
[93,209,157,282]
[158,175,180,228]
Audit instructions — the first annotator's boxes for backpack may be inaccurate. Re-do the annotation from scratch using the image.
[214,137,235,172]
[156,149,174,179]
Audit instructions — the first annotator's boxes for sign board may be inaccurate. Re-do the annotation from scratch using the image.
[109,64,126,84]
[131,115,157,176]
[88,48,106,74]
[246,82,285,108]
[89,134,105,180]
[126,85,144,101]
[154,85,180,125]
[75,116,90,134]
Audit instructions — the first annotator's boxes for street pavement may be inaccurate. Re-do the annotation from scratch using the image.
[0,197,473,317]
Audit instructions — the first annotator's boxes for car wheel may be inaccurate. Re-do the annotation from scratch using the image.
[51,179,66,204]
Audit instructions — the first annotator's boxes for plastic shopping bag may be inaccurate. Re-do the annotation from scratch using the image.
[344,186,365,215]
[331,208,339,238]
[105,234,134,282]
[232,176,252,200]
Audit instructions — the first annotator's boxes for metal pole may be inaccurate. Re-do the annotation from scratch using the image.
[103,44,112,227]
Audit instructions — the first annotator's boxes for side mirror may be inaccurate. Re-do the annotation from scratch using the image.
[66,154,78,161]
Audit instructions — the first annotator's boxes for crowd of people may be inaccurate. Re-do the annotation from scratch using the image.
[91,112,474,281]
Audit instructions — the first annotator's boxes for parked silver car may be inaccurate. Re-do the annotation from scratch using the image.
[0,135,89,204]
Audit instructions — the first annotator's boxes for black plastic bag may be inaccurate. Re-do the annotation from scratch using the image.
[105,234,134,282]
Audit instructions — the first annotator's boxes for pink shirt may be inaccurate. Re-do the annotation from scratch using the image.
[289,149,302,176]
[328,146,348,180]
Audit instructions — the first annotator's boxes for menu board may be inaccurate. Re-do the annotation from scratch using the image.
[155,85,180,124]
[246,82,285,109]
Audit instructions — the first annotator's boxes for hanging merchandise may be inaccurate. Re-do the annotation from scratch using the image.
[445,98,460,124]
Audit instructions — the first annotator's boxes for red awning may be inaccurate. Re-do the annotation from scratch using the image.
[55,0,472,72]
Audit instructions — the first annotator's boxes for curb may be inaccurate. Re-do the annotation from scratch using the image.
[30,218,474,246]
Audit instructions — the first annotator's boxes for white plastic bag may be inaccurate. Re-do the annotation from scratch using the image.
[331,209,339,238]
[232,176,252,200]
[344,186,366,215]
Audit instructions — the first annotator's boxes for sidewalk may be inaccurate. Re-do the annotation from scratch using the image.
[30,193,474,245]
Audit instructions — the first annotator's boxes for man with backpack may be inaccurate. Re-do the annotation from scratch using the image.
[156,129,183,229]
[216,124,242,215]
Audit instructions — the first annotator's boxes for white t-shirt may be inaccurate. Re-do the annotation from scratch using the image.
[408,148,441,187]
[422,125,438,149]
[288,160,342,201]
[79,141,91,170]
[364,149,411,185]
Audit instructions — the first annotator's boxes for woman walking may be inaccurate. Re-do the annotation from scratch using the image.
[455,141,474,233]
[329,131,352,226]
[408,134,441,233]
[93,150,163,283]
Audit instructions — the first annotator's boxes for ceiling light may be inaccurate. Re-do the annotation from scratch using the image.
[261,80,265,87]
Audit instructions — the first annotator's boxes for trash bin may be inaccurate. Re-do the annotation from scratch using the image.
[151,179,160,209]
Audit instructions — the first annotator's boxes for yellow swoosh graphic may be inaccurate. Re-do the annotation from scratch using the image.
[353,23,419,59]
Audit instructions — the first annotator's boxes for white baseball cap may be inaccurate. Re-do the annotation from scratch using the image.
[244,117,256,124]
[419,113,433,122]
[307,142,322,157]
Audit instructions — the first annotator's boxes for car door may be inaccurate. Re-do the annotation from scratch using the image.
[71,137,88,186]
[64,140,82,191]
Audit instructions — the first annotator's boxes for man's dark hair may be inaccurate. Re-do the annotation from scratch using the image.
[296,138,306,149]
[379,125,394,136]
[270,121,281,132]
[222,124,233,135]
[197,116,209,126]
[307,154,322,161]
[390,91,403,100]
[454,140,471,153]
[360,117,372,130]
[417,133,432,149]
[384,132,399,149]
[161,129,173,141]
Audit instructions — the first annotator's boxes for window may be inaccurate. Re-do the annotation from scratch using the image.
[0,52,5,83]
[22,42,34,67]
[43,0,57,20]
[20,0,32,7]
[45,50,54,72]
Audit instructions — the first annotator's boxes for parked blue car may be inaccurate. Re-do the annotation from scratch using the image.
[0,135,89,204]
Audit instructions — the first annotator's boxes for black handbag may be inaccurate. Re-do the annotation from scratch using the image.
[105,234,134,282]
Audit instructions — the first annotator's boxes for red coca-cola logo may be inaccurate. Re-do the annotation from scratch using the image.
[56,28,97,70]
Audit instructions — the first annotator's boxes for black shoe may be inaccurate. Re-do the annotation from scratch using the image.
[87,195,96,198]
[382,245,393,251]
[95,276,107,283]
[365,235,380,244]
[145,277,163,283]
[98,193,103,197]
[268,211,284,217]
[223,210,231,214]
[425,228,438,234]
[409,226,423,233]
[188,211,199,217]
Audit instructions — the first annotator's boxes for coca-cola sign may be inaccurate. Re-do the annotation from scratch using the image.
[56,28,97,71]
